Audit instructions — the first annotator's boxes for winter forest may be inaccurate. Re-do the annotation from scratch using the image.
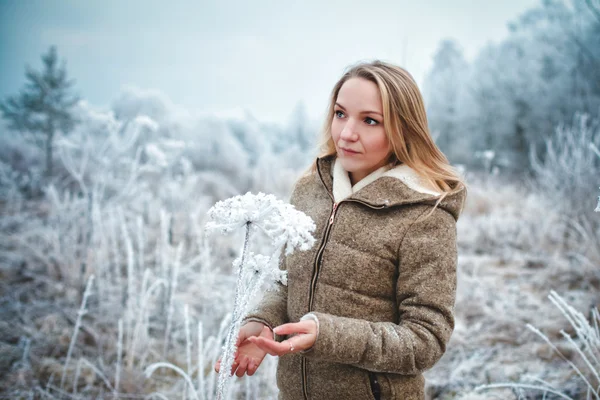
[1,0,599,399]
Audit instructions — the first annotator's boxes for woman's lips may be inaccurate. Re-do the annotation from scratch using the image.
[341,148,360,156]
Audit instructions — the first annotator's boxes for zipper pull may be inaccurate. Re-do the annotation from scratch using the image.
[329,202,338,225]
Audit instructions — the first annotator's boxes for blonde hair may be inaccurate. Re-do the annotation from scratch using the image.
[310,59,467,216]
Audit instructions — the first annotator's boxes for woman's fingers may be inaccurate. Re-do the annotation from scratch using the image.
[246,320,317,356]
[247,333,315,356]
[215,355,263,377]
[235,355,250,377]
[273,322,306,335]
[247,360,258,376]
[273,320,317,336]
[215,359,239,374]
[215,322,272,376]
[247,336,281,356]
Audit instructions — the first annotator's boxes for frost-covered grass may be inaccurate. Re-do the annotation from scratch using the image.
[0,102,598,399]
[528,113,600,270]
[0,103,306,399]
[425,159,599,399]
[473,291,600,400]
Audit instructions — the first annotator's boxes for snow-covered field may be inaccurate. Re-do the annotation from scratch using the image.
[0,99,598,399]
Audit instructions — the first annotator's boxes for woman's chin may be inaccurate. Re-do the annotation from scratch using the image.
[336,157,359,171]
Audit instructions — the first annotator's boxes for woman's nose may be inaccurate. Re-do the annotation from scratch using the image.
[340,120,358,141]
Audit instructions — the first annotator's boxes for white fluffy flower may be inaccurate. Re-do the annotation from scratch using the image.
[208,192,314,400]
[232,252,271,272]
[233,252,287,286]
[205,192,316,255]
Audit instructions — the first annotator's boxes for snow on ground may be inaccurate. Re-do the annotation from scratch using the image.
[0,118,597,398]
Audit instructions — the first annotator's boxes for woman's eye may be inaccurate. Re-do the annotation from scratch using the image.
[334,110,345,118]
[365,117,379,126]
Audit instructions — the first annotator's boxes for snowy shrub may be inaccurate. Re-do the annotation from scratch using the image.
[476,291,600,399]
[0,133,45,199]
[204,192,315,400]
[457,173,564,257]
[528,113,600,266]
[0,82,324,399]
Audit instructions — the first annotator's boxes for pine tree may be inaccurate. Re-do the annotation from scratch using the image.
[0,46,80,177]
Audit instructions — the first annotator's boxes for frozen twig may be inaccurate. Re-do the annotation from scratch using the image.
[60,275,94,391]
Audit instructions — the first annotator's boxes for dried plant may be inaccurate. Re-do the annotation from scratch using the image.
[204,192,315,400]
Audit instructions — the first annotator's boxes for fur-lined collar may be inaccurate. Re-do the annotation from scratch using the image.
[332,158,442,203]
[314,155,466,221]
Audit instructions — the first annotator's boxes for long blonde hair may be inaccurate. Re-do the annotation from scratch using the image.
[310,60,467,213]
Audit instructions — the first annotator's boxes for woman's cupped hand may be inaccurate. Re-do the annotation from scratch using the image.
[214,321,271,377]
[214,319,317,377]
[247,319,317,356]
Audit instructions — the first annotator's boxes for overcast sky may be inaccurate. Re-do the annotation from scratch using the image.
[0,0,540,125]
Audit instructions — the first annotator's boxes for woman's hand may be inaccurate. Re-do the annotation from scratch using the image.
[214,321,272,377]
[246,319,317,356]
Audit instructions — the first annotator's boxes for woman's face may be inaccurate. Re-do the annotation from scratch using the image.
[331,77,391,185]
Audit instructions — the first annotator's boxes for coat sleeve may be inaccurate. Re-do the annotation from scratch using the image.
[300,206,458,374]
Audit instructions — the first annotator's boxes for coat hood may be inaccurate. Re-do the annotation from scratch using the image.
[316,154,467,221]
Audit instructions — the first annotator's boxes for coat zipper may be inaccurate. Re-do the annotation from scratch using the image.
[301,200,337,399]
[369,371,382,400]
[301,165,387,399]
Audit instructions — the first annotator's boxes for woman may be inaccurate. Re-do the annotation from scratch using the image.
[216,60,467,400]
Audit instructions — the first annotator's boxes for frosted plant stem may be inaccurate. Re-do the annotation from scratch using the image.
[128,268,150,370]
[109,209,121,301]
[145,363,199,400]
[185,305,192,375]
[208,316,231,398]
[217,222,251,400]
[91,198,107,307]
[79,357,114,391]
[119,207,136,360]
[198,321,205,400]
[560,330,600,387]
[526,324,600,399]
[72,359,81,395]
[184,304,192,400]
[163,243,183,358]
[159,209,170,318]
[232,222,252,324]
[549,291,600,385]
[477,383,575,400]
[137,277,166,370]
[589,142,600,158]
[20,337,31,366]
[593,309,600,343]
[115,318,123,399]
[136,215,145,276]
[242,260,271,318]
[60,275,94,392]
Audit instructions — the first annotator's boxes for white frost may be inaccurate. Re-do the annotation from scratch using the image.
[205,192,315,400]
[205,191,316,255]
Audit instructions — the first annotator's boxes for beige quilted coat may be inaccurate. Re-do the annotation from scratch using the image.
[244,154,467,400]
